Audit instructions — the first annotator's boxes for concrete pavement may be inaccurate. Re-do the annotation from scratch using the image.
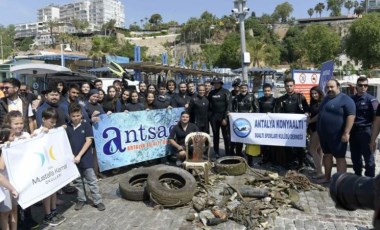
[30,138,378,230]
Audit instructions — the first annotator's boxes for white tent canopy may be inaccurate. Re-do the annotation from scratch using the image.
[10,63,72,76]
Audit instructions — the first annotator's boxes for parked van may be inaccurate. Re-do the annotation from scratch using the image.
[96,78,140,92]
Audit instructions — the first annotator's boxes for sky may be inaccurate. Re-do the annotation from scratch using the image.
[0,0,329,26]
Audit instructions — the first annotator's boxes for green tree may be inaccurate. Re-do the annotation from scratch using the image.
[302,24,341,65]
[0,25,16,59]
[17,37,34,52]
[215,32,240,68]
[260,13,275,25]
[308,8,314,18]
[245,17,270,36]
[200,44,222,68]
[71,19,89,33]
[219,15,236,31]
[345,13,380,69]
[88,36,119,65]
[149,13,163,29]
[246,37,280,67]
[272,2,294,23]
[327,0,344,16]
[344,0,354,14]
[102,19,116,36]
[281,26,305,65]
[129,24,141,31]
[314,2,326,17]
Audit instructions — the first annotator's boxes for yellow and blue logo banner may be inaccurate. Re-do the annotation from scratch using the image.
[93,108,184,171]
[2,128,80,209]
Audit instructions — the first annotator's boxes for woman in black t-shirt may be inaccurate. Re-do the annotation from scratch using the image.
[308,86,324,178]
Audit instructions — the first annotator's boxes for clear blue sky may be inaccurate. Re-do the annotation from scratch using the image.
[0,0,330,26]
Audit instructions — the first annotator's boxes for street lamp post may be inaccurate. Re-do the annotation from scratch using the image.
[60,44,72,67]
[232,0,250,82]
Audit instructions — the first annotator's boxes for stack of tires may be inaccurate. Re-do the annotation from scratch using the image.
[119,165,197,207]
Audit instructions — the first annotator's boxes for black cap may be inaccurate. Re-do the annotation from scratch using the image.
[232,78,242,87]
[211,77,223,85]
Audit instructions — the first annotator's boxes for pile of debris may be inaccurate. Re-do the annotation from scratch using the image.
[186,166,325,229]
[117,156,325,229]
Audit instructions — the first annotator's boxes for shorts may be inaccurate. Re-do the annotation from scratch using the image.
[0,188,15,212]
[320,135,348,158]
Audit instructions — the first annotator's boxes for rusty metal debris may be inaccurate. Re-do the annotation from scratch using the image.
[186,167,326,229]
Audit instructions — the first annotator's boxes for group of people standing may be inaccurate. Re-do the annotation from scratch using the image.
[176,75,378,188]
[0,73,377,229]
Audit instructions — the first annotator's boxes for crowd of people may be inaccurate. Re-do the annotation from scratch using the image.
[0,74,377,228]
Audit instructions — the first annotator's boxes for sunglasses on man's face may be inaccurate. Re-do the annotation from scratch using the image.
[357,84,368,87]
[0,86,13,91]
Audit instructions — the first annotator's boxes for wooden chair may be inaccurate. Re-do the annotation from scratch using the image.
[183,132,212,184]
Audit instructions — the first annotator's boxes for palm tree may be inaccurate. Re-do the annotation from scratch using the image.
[344,0,354,14]
[46,20,59,48]
[314,2,325,17]
[308,8,314,18]
[327,0,344,16]
[246,37,267,67]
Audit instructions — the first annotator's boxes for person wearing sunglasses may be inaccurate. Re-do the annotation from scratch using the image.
[1,78,35,133]
[350,76,379,178]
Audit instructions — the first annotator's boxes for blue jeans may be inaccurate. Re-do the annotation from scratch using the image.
[73,168,103,205]
[350,127,376,177]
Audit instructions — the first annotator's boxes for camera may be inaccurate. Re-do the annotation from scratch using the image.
[330,172,380,228]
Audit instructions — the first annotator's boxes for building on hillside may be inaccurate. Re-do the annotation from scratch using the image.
[336,54,362,78]
[369,0,380,11]
[37,4,60,22]
[15,0,125,41]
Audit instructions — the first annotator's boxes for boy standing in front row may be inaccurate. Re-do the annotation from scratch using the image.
[65,103,105,211]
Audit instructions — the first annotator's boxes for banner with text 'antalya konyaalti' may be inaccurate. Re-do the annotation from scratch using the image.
[229,113,307,147]
[2,128,80,209]
[93,108,184,172]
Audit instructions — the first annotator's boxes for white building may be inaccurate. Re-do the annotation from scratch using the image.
[15,22,48,39]
[369,0,380,7]
[89,0,125,30]
[15,0,125,41]
[336,54,362,76]
[37,4,60,22]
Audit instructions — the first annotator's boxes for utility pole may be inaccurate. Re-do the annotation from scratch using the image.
[232,0,250,82]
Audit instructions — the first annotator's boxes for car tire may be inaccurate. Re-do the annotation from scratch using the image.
[146,166,196,207]
[214,156,247,176]
[119,167,152,201]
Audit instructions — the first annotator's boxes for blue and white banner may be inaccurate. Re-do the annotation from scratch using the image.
[2,128,80,209]
[93,108,184,171]
[319,60,335,95]
[229,113,307,147]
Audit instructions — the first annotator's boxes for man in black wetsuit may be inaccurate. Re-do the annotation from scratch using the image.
[171,82,191,108]
[230,78,241,155]
[208,77,231,158]
[258,83,276,164]
[154,84,172,109]
[231,81,258,164]
[275,78,309,169]
[188,84,209,133]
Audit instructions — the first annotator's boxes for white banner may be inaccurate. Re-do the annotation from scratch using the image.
[3,128,80,209]
[229,113,307,147]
